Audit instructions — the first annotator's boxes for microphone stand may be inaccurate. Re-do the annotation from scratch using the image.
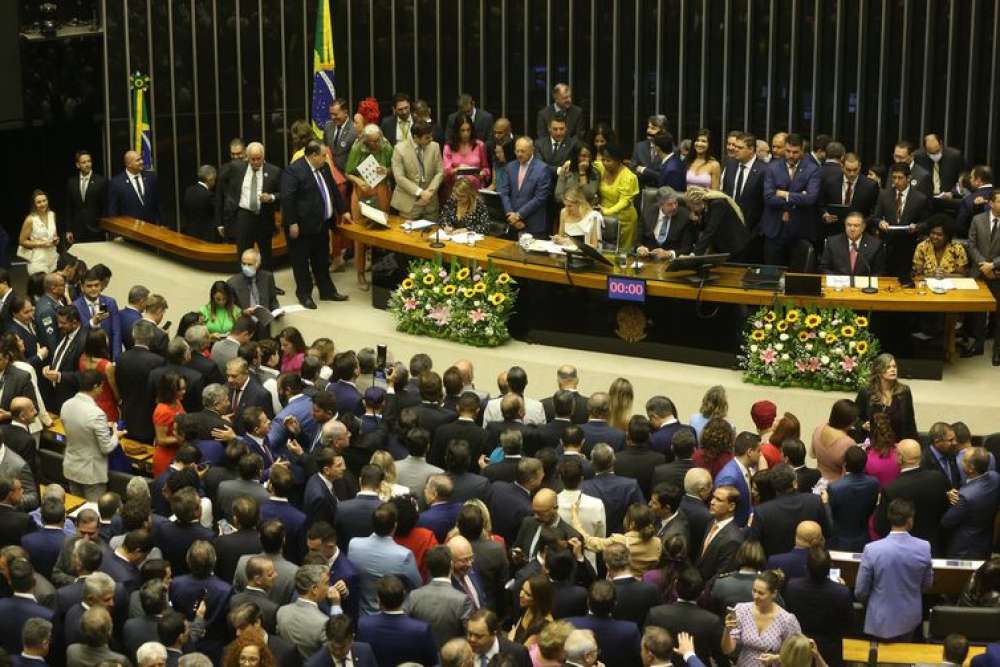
[861,240,882,294]
[428,222,445,249]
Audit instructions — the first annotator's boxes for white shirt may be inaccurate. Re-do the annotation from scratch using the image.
[842,176,857,203]
[482,395,547,426]
[239,165,262,210]
[558,489,606,568]
[395,117,412,143]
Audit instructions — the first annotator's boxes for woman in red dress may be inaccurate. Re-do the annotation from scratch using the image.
[152,371,187,476]
[79,329,119,423]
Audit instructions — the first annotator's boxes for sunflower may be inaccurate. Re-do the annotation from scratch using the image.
[442,285,457,295]
[824,334,839,344]
[776,321,789,332]
[805,314,822,328]
[855,341,869,354]
[456,267,471,280]
[751,330,767,341]
[497,273,512,285]
[785,309,801,323]
[854,315,869,328]
[840,325,856,338]
[489,293,507,306]
[764,311,777,323]
[400,278,415,290]
[461,287,476,298]
[797,331,810,342]
[474,281,487,293]
[422,274,435,285]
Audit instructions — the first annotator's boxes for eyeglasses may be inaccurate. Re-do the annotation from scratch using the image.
[238,656,260,665]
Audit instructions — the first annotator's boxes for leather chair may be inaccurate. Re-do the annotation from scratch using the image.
[600,216,621,253]
[38,448,65,485]
[789,238,817,273]
[929,605,1000,642]
[983,432,1000,462]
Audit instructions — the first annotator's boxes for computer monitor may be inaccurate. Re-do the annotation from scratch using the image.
[568,235,615,269]
[667,253,730,284]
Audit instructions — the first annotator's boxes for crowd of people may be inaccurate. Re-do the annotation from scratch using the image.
[0,243,998,667]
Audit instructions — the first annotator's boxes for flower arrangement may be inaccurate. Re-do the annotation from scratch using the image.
[739,305,880,391]
[387,255,518,347]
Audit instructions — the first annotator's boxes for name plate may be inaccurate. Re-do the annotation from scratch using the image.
[607,276,646,303]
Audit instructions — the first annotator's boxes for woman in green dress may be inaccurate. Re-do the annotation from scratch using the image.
[199,281,241,338]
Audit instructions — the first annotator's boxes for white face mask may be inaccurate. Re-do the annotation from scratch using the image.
[929,152,943,163]
[242,265,257,278]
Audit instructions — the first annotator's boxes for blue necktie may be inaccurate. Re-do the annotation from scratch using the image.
[314,169,333,220]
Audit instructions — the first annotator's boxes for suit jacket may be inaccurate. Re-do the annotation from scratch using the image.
[123,615,161,662]
[214,529,263,583]
[749,492,830,557]
[430,418,486,469]
[613,445,666,499]
[914,146,965,194]
[154,519,215,575]
[447,471,490,504]
[323,118,360,173]
[498,158,552,237]
[651,459,696,491]
[969,210,1000,277]
[66,643,132,667]
[228,270,281,314]
[871,186,930,231]
[417,501,462,544]
[390,139,444,217]
[22,525,63,577]
[222,161,281,229]
[513,516,582,559]
[33,295,64,354]
[713,459,752,527]
[697,521,742,581]
[639,206,695,254]
[304,641,378,667]
[534,136,579,170]
[260,497,307,563]
[72,295,122,359]
[581,473,644,535]
[656,153,688,192]
[957,185,996,235]
[552,580,589,619]
[563,614,641,667]
[107,169,161,223]
[182,182,217,240]
[611,576,661,626]
[721,157,768,230]
[233,552,299,607]
[821,173,879,219]
[7,321,42,372]
[44,324,88,412]
[118,307,143,350]
[357,611,438,667]
[277,598,333,659]
[335,492,382,549]
[482,455,521,484]
[0,434,37,511]
[328,380,362,418]
[148,362,204,415]
[827,472,880,552]
[874,467,950,553]
[541,391,589,425]
[99,549,141,592]
[579,420,626,454]
[60,392,117,485]
[230,586,279,633]
[404,578,473,647]
[819,232,884,276]
[347,534,422,615]
[783,577,854,667]
[446,108,496,142]
[65,170,108,240]
[855,531,932,638]
[941,470,1000,558]
[536,103,587,139]
[170,573,234,648]
[486,480,534,545]
[0,503,36,548]
[117,345,165,443]
[280,157,347,236]
[762,158,822,241]
[303,473,339,529]
[231,375,276,423]
[413,401,456,438]
[971,644,1000,667]
[650,422,691,458]
[645,600,727,667]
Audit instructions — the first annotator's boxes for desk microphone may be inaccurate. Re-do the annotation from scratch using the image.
[862,240,884,295]
[429,222,445,249]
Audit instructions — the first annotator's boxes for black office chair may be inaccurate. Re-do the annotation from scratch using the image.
[928,605,1000,642]
[108,470,142,498]
[788,239,817,273]
[982,432,1000,461]
[601,216,621,253]
[38,448,66,486]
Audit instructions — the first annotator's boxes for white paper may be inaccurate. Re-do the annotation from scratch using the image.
[527,239,566,254]
[447,231,484,244]
[856,277,878,289]
[926,278,954,292]
[401,219,436,231]
[359,201,389,226]
[274,304,307,317]
[947,278,980,290]
[356,154,387,188]
[885,225,911,232]
[825,275,851,288]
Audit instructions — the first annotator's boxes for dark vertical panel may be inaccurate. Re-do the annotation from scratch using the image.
[482,0,503,115]
[748,0,770,137]
[216,0,240,151]
[439,0,459,119]
[989,0,1000,164]
[703,0,725,133]
[769,0,790,134]
[963,0,982,161]
[551,0,570,98]
[660,1,681,137]
[238,0,262,142]
[460,1,481,105]
[680,0,703,140]
[639,0,661,120]
[150,1,176,220]
[283,0,306,163]
[416,0,435,118]
[261,0,284,158]
[504,0,526,133]
[591,0,613,128]
[171,0,196,207]
[105,0,130,163]
[372,0,392,104]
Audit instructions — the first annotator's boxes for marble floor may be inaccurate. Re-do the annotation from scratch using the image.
[73,239,1000,438]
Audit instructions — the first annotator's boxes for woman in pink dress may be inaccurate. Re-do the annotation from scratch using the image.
[811,399,860,481]
[864,412,901,488]
[278,326,306,374]
[442,114,490,199]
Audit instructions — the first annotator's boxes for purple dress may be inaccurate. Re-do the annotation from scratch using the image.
[731,602,802,667]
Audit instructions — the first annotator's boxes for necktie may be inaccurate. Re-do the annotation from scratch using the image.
[401,121,410,140]
[895,191,903,221]
[788,163,796,181]
[702,522,720,555]
[845,179,854,205]
[656,215,669,244]
[415,146,425,183]
[133,176,145,204]
[52,333,71,371]
[849,241,858,273]
[553,140,560,154]
[518,163,528,188]
[314,170,333,220]
[480,657,489,667]
[250,168,260,212]
[734,164,746,199]
[933,162,942,195]
[459,576,481,609]
[80,177,88,201]
[248,277,259,307]
[232,387,242,411]
[651,145,657,164]
[528,525,543,558]
[992,218,999,241]
[333,123,342,146]
[946,455,962,489]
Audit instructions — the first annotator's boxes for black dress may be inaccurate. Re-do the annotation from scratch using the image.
[854,385,918,441]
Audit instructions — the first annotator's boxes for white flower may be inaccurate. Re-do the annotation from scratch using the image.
[805,343,813,351]
[433,286,440,293]
[750,345,758,352]
[775,343,783,351]
[765,324,773,330]
[779,333,789,341]
[781,354,790,360]
[820,355,830,364]
[408,273,416,279]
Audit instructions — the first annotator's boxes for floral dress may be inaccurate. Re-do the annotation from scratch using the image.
[731,602,802,667]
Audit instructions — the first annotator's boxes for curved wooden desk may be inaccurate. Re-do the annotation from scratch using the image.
[101,216,287,266]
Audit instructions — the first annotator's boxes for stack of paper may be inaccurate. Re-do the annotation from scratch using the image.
[824,275,878,289]
[401,219,436,231]
[447,231,484,244]
[526,239,566,254]
[359,201,389,226]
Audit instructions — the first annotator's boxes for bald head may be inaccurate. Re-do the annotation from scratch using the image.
[10,396,36,424]
[794,521,824,548]
[532,488,559,526]
[897,439,922,467]
[454,359,474,385]
[684,467,713,499]
[557,365,579,389]
[514,137,535,164]
[447,535,474,578]
[124,150,143,174]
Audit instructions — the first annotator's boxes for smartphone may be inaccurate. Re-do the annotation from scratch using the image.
[96,301,105,314]
[193,588,208,615]
[162,320,172,331]
[829,567,841,582]
[373,344,388,388]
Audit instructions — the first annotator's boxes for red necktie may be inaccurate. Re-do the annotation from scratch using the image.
[849,241,858,272]
[844,179,854,205]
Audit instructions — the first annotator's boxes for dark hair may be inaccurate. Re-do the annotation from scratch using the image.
[448,114,475,151]
[259,519,286,553]
[587,580,616,617]
[83,329,111,360]
[769,413,800,447]
[785,133,805,148]
[734,539,767,571]
[627,415,652,445]
[890,162,911,178]
[651,482,684,514]
[755,569,786,594]
[700,418,735,461]
[844,445,867,474]
[924,213,957,242]
[522,574,554,618]
[828,399,859,430]
[156,371,184,404]
[685,128,716,168]
[457,504,485,540]
[377,574,407,609]
[79,369,105,393]
[887,497,915,527]
[586,123,617,152]
[207,280,235,314]
[768,463,797,495]
[280,327,307,354]
[424,545,453,578]
[559,457,584,490]
[601,143,626,162]
[671,429,696,459]
[158,610,188,646]
[404,427,431,457]
[445,440,472,473]
[675,567,705,600]
[944,634,970,666]
[869,413,897,456]
[568,142,598,180]
[781,438,807,466]
[372,502,398,536]
[806,546,831,581]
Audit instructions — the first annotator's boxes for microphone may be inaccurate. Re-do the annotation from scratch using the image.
[861,239,883,294]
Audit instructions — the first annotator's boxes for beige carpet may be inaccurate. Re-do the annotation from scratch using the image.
[74,239,1000,438]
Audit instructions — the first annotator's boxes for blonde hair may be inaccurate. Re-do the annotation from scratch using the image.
[699,385,728,419]
[452,178,478,209]
[561,187,593,212]
[369,450,397,484]
[684,185,745,226]
[608,377,634,431]
[778,634,814,667]
[538,621,574,660]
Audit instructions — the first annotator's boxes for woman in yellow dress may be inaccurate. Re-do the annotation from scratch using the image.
[345,125,394,290]
[593,144,639,251]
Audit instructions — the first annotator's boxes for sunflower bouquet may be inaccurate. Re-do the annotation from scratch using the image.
[388,255,518,347]
[739,305,880,390]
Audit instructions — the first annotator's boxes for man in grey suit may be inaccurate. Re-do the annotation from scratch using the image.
[276,564,344,658]
[232,519,299,606]
[66,606,132,667]
[210,316,255,373]
[390,122,444,220]
[227,248,281,339]
[536,83,586,139]
[0,441,37,512]
[217,454,270,520]
[323,98,358,174]
[446,93,495,142]
[969,191,1000,365]
[395,428,444,497]
[228,556,280,633]
[60,370,125,501]
[405,546,474,647]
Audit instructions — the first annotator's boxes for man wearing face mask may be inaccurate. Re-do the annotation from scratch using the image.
[914,133,965,199]
[227,248,281,340]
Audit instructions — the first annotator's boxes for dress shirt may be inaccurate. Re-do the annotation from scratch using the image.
[240,165,262,211]
[702,516,734,551]
[129,171,145,200]
[654,213,673,245]
[80,173,91,200]
[396,117,412,142]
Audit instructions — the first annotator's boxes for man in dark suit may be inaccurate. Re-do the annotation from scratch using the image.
[168,542,234,655]
[65,149,108,243]
[0,559,55,656]
[446,93,495,142]
[636,187,694,259]
[915,133,965,197]
[0,355,36,424]
[941,447,1000,559]
[213,496,263,583]
[761,133,822,266]
[783,547,854,667]
[721,131,768,232]
[228,557,280,633]
[21,497,64,578]
[118,286,146,351]
[968,194,1000,362]
[222,142,282,269]
[144,340,204,416]
[534,117,578,174]
[630,114,670,175]
[106,149,161,223]
[334,465,383,550]
[413,371,457,438]
[536,83,586,139]
[0,477,35,547]
[228,248,282,339]
[39,305,87,413]
[280,140,350,309]
[215,138,248,239]
[893,140,934,197]
[153,488,215,575]
[651,427,697,490]
[749,464,830,557]
[486,457,543,545]
[307,615,378,667]
[466,609,531,667]
[819,212,884,277]
[540,366,589,424]
[646,567,727,667]
[512,488,582,560]
[498,137,553,238]
[679,468,713,558]
[697,485,743,581]
[485,396,538,456]
[379,93,414,145]
[324,98,360,174]
[649,481,690,546]
[443,442,490,503]
[955,165,995,235]
[613,416,666,500]
[874,439,950,554]
[602,543,659,627]
[565,580,642,667]
[226,357,273,428]
[582,444,644,535]
[73,268,122,360]
[579,392,626,454]
[357,575,438,667]
[820,153,879,222]
[872,162,931,280]
[431,395,486,470]
[181,165,218,241]
[416,474,462,543]
[765,520,824,579]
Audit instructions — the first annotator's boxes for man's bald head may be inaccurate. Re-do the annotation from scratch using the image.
[447,535,474,578]
[794,521,824,548]
[897,439,922,466]
[10,396,35,423]
[494,118,511,133]
[684,467,713,499]
[454,359,474,384]
[557,365,579,388]
[246,142,264,157]
[532,488,559,525]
